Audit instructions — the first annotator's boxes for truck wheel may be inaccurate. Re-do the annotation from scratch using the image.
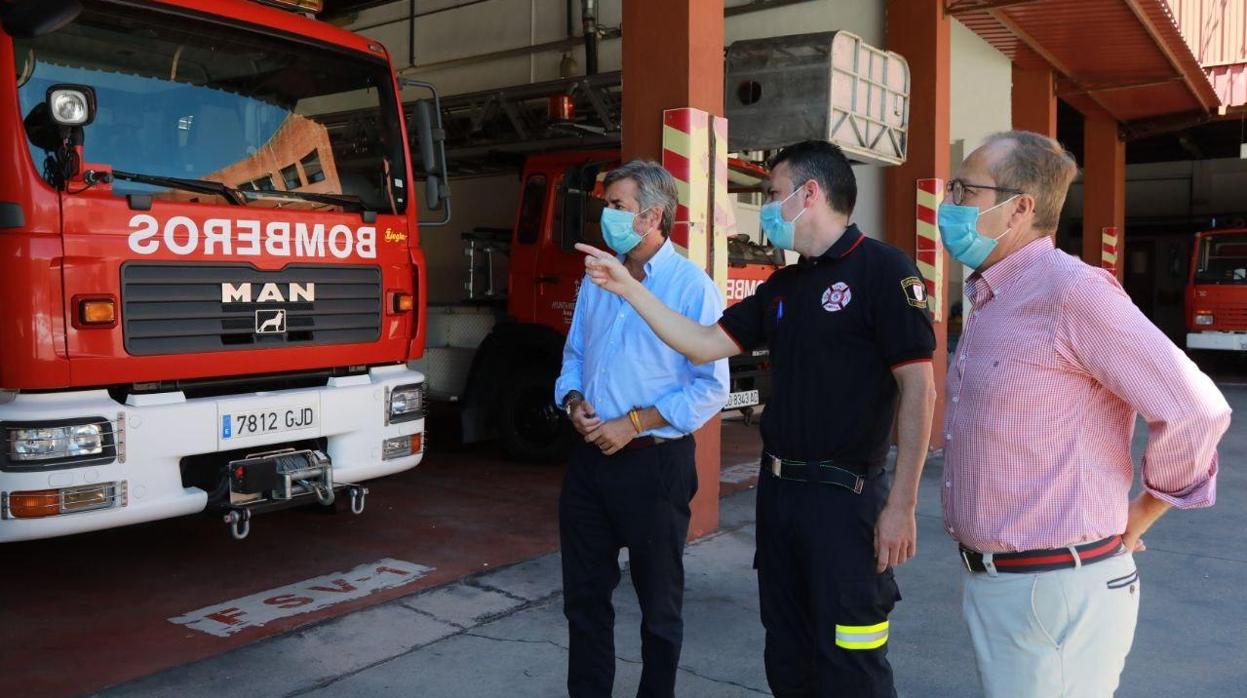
[499,371,572,463]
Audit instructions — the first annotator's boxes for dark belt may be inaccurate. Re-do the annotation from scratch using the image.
[960,535,1125,574]
[763,453,878,494]
[620,434,688,452]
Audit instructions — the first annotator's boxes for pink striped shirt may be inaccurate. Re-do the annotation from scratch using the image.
[942,236,1232,553]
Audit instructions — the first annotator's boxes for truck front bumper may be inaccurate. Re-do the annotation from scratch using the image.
[1187,331,1247,351]
[0,365,424,543]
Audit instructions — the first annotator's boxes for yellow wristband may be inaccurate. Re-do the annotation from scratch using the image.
[628,409,643,434]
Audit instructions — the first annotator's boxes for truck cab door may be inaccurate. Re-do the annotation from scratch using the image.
[506,173,550,324]
[538,163,606,333]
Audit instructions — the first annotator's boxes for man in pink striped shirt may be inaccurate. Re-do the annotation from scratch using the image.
[940,130,1231,697]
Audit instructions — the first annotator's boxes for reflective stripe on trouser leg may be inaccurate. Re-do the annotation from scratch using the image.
[835,621,889,650]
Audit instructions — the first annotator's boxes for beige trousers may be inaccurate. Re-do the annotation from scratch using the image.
[961,552,1140,698]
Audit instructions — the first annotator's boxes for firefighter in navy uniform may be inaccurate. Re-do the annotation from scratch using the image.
[576,141,937,697]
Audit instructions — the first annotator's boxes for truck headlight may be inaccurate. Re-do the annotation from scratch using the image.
[1194,313,1215,326]
[388,383,425,424]
[2,419,114,469]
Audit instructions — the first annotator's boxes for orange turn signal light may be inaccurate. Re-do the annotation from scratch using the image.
[79,299,116,325]
[6,489,61,518]
[394,293,415,313]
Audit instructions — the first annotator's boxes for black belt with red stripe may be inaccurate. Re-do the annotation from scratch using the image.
[960,535,1125,574]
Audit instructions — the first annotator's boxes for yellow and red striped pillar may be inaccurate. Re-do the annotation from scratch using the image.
[661,108,729,313]
[1100,226,1120,276]
[916,178,944,323]
[661,109,711,264]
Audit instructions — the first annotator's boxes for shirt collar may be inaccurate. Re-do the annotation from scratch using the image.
[800,224,864,265]
[620,236,676,278]
[966,235,1054,305]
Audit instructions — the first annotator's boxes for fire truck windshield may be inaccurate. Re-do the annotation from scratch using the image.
[13,4,408,213]
[1195,233,1247,285]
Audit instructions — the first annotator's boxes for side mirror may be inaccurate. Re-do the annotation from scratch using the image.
[1,0,82,38]
[401,79,451,227]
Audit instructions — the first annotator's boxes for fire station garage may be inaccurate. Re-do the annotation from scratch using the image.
[0,1,1242,696]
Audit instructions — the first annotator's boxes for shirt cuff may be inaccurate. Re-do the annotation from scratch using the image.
[1144,456,1218,510]
[553,380,582,407]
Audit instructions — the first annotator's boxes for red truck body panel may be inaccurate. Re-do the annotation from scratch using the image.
[0,0,424,391]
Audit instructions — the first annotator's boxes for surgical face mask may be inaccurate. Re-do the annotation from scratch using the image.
[936,195,1018,269]
[600,206,651,255]
[759,186,808,251]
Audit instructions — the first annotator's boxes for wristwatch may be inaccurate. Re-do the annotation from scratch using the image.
[562,391,584,418]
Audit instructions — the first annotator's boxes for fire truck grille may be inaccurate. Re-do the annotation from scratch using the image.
[1214,306,1247,331]
[121,264,382,356]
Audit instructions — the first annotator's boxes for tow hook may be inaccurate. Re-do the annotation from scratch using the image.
[346,485,369,515]
[224,508,252,540]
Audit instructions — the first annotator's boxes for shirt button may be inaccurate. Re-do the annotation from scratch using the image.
[945,481,951,488]
[947,526,955,534]
[952,396,959,403]
[945,432,952,440]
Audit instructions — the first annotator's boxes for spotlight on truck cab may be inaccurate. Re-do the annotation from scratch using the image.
[254,0,324,14]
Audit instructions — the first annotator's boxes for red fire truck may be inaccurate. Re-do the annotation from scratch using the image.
[414,149,780,461]
[1186,227,1247,353]
[0,0,442,541]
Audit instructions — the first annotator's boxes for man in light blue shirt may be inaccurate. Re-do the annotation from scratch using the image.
[554,160,728,698]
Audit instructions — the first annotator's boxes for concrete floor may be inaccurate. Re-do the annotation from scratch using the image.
[0,409,765,698]
[98,381,1247,698]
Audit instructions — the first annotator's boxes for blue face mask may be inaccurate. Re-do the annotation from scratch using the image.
[936,196,1018,269]
[600,207,651,255]
[759,186,807,251]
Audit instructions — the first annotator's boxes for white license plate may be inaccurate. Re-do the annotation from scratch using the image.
[724,390,760,410]
[222,403,317,440]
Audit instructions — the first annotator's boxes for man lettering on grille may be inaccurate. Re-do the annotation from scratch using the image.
[554,159,729,698]
[578,141,937,697]
[938,130,1231,697]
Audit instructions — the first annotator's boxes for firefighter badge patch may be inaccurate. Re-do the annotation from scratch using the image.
[901,276,928,308]
[821,282,852,312]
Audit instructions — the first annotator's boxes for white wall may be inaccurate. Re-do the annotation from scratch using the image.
[948,18,1013,312]
[949,19,1011,152]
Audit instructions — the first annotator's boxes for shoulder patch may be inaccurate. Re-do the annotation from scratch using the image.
[900,276,928,308]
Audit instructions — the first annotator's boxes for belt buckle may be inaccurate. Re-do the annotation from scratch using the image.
[850,473,864,495]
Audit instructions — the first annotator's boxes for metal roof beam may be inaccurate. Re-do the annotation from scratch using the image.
[945,0,1044,16]
[1122,0,1220,112]
[1056,75,1182,97]
[986,7,1121,119]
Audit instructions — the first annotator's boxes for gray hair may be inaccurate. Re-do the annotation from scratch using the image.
[983,130,1079,233]
[603,159,679,236]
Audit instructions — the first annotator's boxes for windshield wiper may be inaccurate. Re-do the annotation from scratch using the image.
[241,189,370,212]
[110,170,245,206]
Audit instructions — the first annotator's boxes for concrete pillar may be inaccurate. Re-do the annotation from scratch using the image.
[1011,48,1057,137]
[885,0,950,449]
[1081,110,1126,280]
[622,0,725,539]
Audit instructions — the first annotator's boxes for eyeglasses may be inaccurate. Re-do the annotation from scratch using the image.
[945,179,1023,206]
